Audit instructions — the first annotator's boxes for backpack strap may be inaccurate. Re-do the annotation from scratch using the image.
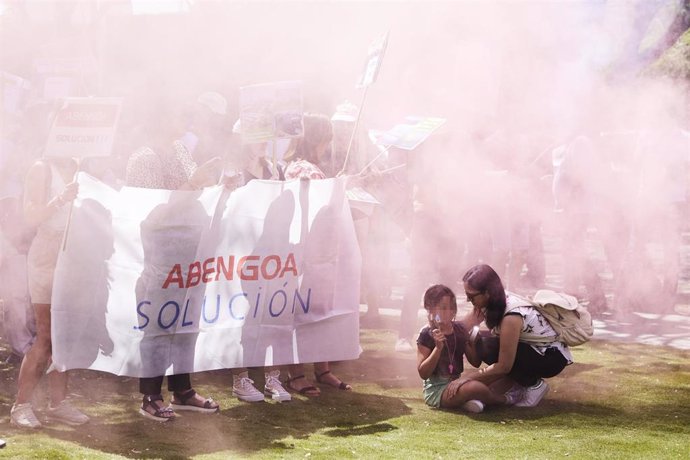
[519,331,559,344]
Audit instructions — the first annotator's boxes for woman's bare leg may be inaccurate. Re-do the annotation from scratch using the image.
[16,304,53,404]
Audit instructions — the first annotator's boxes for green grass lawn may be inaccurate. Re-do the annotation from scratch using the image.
[1,315,689,460]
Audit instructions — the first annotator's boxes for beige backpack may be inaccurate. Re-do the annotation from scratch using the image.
[519,290,594,347]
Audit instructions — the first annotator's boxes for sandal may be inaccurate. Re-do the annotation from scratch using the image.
[170,389,219,413]
[285,375,320,397]
[315,370,352,391]
[139,395,175,422]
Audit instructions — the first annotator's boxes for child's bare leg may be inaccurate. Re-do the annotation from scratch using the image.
[441,379,508,409]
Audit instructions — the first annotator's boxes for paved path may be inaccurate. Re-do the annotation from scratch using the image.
[362,304,690,351]
[592,309,690,350]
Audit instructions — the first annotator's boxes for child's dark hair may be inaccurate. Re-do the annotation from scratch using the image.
[423,284,457,311]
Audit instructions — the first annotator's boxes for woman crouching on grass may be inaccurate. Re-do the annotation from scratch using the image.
[417,284,520,413]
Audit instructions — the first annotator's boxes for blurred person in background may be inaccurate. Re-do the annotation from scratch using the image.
[551,134,610,315]
[395,129,470,353]
[614,124,689,314]
[331,102,396,325]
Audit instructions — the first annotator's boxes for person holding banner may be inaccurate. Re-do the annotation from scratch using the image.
[125,104,223,421]
[11,155,89,428]
[283,112,352,395]
[223,119,295,403]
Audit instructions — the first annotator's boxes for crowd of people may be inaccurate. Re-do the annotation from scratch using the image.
[0,83,688,428]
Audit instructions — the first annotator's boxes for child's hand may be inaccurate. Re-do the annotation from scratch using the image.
[431,328,446,350]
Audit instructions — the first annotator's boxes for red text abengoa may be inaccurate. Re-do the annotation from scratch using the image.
[162,253,298,289]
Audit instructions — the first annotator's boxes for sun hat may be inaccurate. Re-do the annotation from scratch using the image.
[331,101,358,122]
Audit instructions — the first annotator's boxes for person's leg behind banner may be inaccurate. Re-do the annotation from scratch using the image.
[397,211,435,352]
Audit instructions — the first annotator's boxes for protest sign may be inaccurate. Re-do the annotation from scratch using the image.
[239,81,303,144]
[44,97,122,159]
[373,116,447,150]
[1,71,31,114]
[347,187,380,217]
[32,56,97,101]
[357,31,389,88]
[51,174,361,377]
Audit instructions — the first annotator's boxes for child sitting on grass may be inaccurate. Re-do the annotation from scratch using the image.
[416,284,519,413]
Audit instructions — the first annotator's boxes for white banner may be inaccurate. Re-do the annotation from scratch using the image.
[51,174,361,377]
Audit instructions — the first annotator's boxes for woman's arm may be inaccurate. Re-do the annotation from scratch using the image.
[417,329,446,380]
[23,161,76,227]
[471,314,522,383]
[459,305,485,331]
[182,157,223,190]
[464,330,482,368]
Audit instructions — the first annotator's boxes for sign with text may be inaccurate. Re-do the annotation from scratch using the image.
[32,56,98,100]
[1,71,31,114]
[44,97,122,158]
[51,174,361,377]
[239,81,303,144]
[373,116,446,150]
[357,31,389,88]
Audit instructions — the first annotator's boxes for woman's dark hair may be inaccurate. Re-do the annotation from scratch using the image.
[462,264,506,329]
[423,284,457,312]
[295,113,333,165]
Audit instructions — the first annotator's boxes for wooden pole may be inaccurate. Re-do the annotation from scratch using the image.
[338,85,369,177]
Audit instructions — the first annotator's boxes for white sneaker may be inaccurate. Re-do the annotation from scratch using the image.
[46,400,90,425]
[233,373,265,402]
[10,403,42,429]
[515,379,549,407]
[394,338,414,352]
[504,384,526,405]
[461,399,484,413]
[264,371,292,402]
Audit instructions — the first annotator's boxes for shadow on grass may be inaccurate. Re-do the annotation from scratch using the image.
[37,392,411,459]
[323,422,397,437]
[2,321,688,459]
[0,366,412,459]
[448,398,689,434]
